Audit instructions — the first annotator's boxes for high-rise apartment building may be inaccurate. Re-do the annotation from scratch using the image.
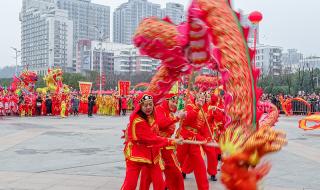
[20,0,110,74]
[113,0,163,44]
[255,45,283,76]
[163,3,185,25]
[55,0,110,58]
[282,49,303,73]
[20,0,73,75]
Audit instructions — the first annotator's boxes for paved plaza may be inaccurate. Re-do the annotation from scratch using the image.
[0,115,319,190]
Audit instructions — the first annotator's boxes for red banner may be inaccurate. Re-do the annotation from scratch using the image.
[118,81,131,96]
[79,81,92,95]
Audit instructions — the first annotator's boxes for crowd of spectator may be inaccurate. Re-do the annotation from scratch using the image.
[261,93,320,115]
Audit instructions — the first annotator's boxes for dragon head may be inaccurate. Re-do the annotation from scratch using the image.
[13,70,38,93]
[219,127,287,190]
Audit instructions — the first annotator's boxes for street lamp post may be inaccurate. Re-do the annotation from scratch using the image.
[248,11,263,68]
[92,26,108,93]
[99,41,103,92]
[11,47,20,75]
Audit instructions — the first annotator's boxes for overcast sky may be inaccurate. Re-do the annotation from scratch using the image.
[0,0,319,68]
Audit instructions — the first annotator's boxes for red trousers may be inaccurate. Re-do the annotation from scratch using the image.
[140,149,185,190]
[215,146,221,156]
[181,146,218,176]
[121,160,165,190]
[203,146,218,175]
[177,144,209,190]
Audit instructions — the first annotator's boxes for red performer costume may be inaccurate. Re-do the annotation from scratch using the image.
[121,93,180,190]
[176,92,211,190]
[41,95,46,115]
[9,93,18,115]
[3,95,9,116]
[140,94,185,190]
[202,92,218,181]
[0,95,4,116]
[52,94,61,116]
[209,94,226,158]
[179,92,219,181]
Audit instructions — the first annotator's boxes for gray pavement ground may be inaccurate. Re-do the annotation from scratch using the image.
[0,115,319,190]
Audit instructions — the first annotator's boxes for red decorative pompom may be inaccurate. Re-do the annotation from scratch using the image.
[249,11,263,24]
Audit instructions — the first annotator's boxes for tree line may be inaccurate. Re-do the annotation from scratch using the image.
[0,71,154,91]
[1,67,319,95]
[259,68,320,95]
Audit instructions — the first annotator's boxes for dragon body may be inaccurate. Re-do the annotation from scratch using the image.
[133,0,286,189]
[11,70,38,95]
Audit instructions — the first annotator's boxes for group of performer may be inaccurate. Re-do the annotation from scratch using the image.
[0,90,134,118]
[121,89,226,190]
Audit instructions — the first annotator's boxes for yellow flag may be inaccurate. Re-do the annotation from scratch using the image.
[169,81,179,94]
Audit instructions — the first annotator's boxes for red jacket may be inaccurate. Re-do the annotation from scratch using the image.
[207,99,226,141]
[124,114,174,164]
[203,103,209,113]
[3,96,9,110]
[121,98,127,109]
[155,102,179,138]
[207,99,225,127]
[179,103,212,141]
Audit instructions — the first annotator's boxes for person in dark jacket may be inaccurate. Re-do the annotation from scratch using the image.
[72,95,80,116]
[45,95,52,116]
[36,95,42,116]
[88,93,96,117]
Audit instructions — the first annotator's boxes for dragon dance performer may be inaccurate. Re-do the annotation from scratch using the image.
[41,94,47,116]
[140,93,186,190]
[0,94,4,116]
[96,94,103,115]
[25,94,33,117]
[99,95,106,115]
[208,92,226,160]
[18,94,26,117]
[105,95,112,115]
[111,95,117,116]
[127,96,133,111]
[60,100,66,118]
[9,93,19,116]
[202,92,219,181]
[121,92,182,190]
[176,92,212,190]
[3,94,10,116]
[52,94,59,116]
[180,91,219,181]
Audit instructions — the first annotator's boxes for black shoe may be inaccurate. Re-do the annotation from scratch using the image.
[210,175,217,181]
[217,154,222,161]
[182,172,186,179]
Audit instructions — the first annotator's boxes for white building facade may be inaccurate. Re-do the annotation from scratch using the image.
[20,0,110,75]
[298,57,320,70]
[282,49,304,73]
[163,3,185,25]
[255,45,283,76]
[55,0,111,59]
[77,41,160,74]
[20,0,73,75]
[113,0,163,44]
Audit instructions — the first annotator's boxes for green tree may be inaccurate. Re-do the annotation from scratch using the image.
[0,78,13,88]
[63,73,86,90]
